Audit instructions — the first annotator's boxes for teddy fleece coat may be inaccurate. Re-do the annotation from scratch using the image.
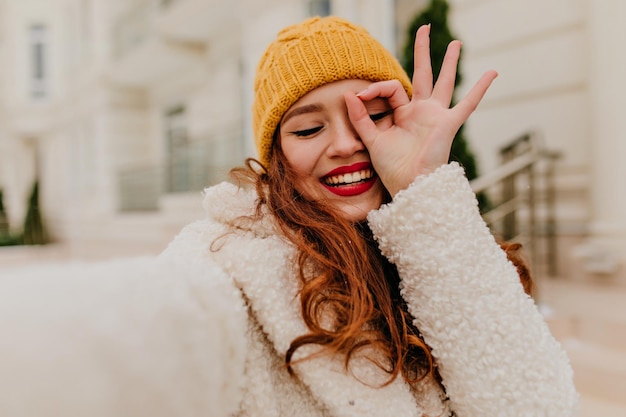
[161,163,579,417]
[0,163,578,417]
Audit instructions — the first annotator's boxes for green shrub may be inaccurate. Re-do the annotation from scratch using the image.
[0,188,8,237]
[22,181,48,245]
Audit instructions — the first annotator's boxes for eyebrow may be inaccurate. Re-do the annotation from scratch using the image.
[281,103,323,125]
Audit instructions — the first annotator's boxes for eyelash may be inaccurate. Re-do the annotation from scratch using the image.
[290,110,393,137]
[292,126,322,137]
[370,109,394,122]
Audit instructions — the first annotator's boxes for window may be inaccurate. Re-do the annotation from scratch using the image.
[164,106,190,193]
[308,0,331,17]
[29,24,48,98]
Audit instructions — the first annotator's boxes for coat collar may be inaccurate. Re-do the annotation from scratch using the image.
[203,182,444,417]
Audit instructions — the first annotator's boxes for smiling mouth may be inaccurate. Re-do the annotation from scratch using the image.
[323,168,374,187]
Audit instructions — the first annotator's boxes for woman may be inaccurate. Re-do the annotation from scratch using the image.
[0,14,575,417]
[161,15,577,417]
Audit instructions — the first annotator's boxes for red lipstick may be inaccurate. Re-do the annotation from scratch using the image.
[321,162,378,197]
[324,161,372,177]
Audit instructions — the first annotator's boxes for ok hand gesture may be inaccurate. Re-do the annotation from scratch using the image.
[345,24,498,197]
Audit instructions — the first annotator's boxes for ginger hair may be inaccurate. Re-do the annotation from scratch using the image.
[229,138,534,386]
[499,241,534,296]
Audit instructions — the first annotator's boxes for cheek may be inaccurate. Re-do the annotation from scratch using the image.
[282,145,324,199]
[281,140,320,175]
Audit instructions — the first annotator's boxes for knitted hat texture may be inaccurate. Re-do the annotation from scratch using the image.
[252,16,412,166]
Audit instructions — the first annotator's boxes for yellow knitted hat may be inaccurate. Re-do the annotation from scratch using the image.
[252,16,412,166]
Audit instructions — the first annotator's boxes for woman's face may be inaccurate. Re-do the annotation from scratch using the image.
[278,79,393,222]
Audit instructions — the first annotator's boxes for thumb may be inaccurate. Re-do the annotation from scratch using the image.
[344,91,378,149]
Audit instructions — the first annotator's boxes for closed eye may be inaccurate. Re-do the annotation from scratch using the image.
[369,109,394,122]
[291,126,323,137]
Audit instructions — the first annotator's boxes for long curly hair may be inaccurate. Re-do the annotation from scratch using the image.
[229,138,533,386]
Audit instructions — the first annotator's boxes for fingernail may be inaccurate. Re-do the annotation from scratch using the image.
[356,88,368,97]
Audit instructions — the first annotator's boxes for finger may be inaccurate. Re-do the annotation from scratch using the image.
[412,24,433,100]
[451,70,498,121]
[356,80,410,109]
[431,40,462,107]
[344,91,378,148]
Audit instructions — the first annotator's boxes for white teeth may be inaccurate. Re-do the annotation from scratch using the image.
[324,169,373,186]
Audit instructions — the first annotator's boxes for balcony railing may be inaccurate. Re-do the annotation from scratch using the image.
[471,132,561,278]
[117,128,243,211]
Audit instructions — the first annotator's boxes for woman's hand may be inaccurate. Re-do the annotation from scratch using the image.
[345,24,497,197]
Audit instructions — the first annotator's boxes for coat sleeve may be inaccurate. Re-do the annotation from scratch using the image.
[367,163,579,417]
[0,255,247,417]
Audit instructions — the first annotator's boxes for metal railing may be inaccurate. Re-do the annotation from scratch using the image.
[470,132,561,278]
[117,166,162,211]
[117,129,243,212]
[117,160,235,212]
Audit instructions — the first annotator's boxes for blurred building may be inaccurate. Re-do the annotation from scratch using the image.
[0,0,624,285]
[450,0,626,285]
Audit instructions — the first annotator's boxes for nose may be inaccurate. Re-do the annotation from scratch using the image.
[326,118,365,158]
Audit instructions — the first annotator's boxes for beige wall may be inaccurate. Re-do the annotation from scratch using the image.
[450,0,588,171]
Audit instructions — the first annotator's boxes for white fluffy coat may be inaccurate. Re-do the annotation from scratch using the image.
[0,163,578,417]
[161,163,578,417]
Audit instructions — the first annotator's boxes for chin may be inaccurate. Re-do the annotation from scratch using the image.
[332,190,385,223]
[336,203,378,222]
[296,180,384,222]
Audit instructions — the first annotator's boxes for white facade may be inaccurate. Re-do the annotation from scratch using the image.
[0,0,624,282]
[448,0,625,281]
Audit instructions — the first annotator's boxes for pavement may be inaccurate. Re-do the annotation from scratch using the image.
[539,278,626,416]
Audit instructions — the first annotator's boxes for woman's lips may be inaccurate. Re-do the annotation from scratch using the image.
[321,162,377,197]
